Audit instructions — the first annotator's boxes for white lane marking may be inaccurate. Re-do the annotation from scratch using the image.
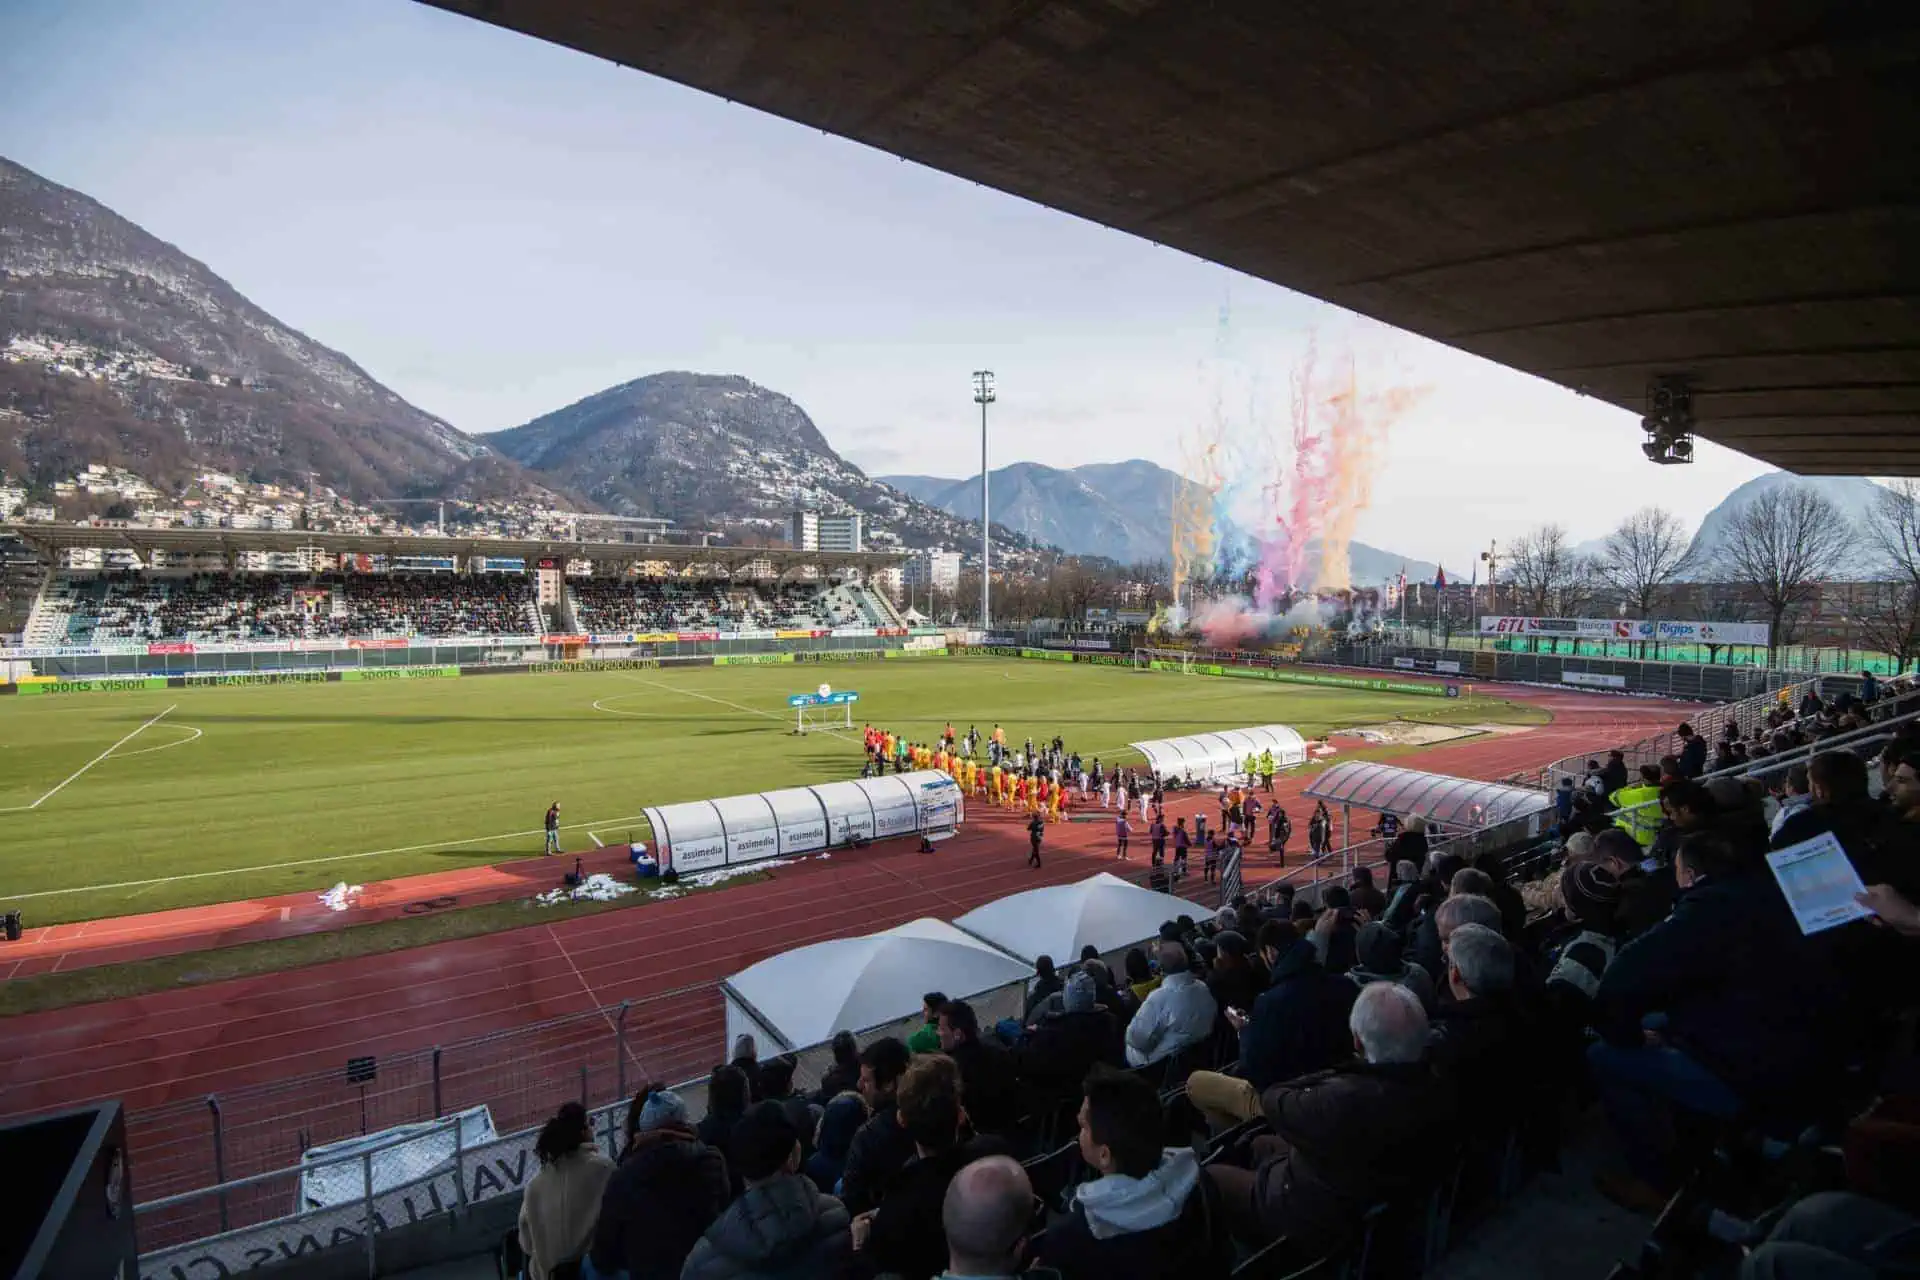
[610,677,859,742]
[0,704,176,813]
[587,831,605,847]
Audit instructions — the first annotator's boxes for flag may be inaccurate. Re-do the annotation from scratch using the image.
[1397,566,1407,592]
[1218,844,1243,908]
[1434,566,1448,590]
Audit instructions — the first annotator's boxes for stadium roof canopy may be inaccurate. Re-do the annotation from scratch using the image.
[1304,761,1552,829]
[0,522,902,572]
[955,871,1206,967]
[421,1,1920,474]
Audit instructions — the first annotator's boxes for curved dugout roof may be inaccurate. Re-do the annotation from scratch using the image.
[644,770,961,873]
[1131,725,1306,783]
[1303,761,1551,829]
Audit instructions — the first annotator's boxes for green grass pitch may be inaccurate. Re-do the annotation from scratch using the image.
[0,657,1545,926]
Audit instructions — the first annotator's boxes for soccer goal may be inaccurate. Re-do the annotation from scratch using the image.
[791,684,857,734]
[1132,646,1197,673]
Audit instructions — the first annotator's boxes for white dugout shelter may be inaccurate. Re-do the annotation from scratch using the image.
[721,917,1035,1054]
[955,872,1205,966]
[643,770,962,873]
[1130,724,1307,785]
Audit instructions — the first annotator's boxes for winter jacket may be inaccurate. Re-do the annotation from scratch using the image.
[802,1094,868,1196]
[838,1107,915,1215]
[1610,783,1663,848]
[860,1137,1010,1280]
[1428,994,1535,1121]
[682,1173,851,1280]
[1251,1061,1450,1254]
[1594,869,1846,1102]
[944,1037,1021,1136]
[1123,971,1217,1067]
[1237,941,1358,1092]
[1019,1008,1125,1100]
[1679,736,1707,779]
[590,1128,730,1280]
[518,1145,617,1280]
[1037,1149,1232,1280]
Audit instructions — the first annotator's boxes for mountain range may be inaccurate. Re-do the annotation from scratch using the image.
[1677,473,1889,580]
[881,460,1439,584]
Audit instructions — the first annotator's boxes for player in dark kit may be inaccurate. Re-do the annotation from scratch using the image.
[544,802,561,855]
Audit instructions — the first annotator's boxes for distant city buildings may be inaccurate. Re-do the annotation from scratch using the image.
[902,549,962,593]
[788,509,864,553]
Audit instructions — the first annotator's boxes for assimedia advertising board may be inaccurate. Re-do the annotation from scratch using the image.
[1478,616,1770,645]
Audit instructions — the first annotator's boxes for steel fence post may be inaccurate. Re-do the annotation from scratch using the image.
[363,1149,377,1278]
[453,1117,467,1212]
[432,1046,443,1118]
[208,1094,228,1233]
[615,1002,631,1098]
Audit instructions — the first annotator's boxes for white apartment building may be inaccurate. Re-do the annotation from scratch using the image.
[902,549,962,593]
[788,510,864,553]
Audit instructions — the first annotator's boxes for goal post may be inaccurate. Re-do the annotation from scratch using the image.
[789,684,858,734]
[1132,646,1196,673]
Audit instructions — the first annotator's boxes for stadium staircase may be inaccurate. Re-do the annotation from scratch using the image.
[21,576,73,645]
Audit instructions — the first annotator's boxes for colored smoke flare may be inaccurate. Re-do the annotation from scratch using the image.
[1177,331,1426,624]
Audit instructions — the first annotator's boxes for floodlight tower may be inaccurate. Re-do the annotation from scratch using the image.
[973,370,996,629]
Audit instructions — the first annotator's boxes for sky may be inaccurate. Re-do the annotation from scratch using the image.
[0,0,1783,571]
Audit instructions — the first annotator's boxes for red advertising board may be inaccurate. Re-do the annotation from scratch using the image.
[676,631,719,642]
[541,635,590,646]
[347,637,408,650]
[147,642,196,655]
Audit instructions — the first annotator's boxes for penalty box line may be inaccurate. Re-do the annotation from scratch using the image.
[0,703,177,815]
[619,674,858,741]
[1,809,657,903]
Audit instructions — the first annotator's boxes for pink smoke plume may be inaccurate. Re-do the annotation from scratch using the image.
[1194,596,1271,649]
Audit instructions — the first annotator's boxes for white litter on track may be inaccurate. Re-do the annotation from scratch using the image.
[319,882,364,912]
[649,860,796,900]
[535,873,637,906]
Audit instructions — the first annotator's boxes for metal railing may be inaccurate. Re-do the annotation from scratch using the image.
[1532,674,1825,789]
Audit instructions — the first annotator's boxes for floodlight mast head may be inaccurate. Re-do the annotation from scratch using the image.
[1641,374,1695,465]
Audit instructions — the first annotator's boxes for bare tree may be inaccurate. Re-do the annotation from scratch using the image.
[1598,507,1693,621]
[1857,480,1920,671]
[1503,524,1598,651]
[1714,486,1851,664]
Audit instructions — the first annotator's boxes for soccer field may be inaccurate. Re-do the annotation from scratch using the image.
[0,657,1544,925]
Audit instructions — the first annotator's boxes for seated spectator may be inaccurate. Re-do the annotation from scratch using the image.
[728,1035,762,1101]
[853,1054,1008,1280]
[1204,931,1264,1029]
[1410,891,1503,989]
[1677,722,1707,778]
[697,1065,751,1195]
[684,1102,852,1280]
[937,1156,1040,1280]
[1384,816,1430,875]
[814,1030,861,1104]
[1739,1190,1920,1280]
[1348,921,1437,1014]
[1122,948,1160,1007]
[1546,860,1623,1014]
[1036,1067,1230,1280]
[1189,924,1356,1128]
[1124,942,1218,1068]
[1205,983,1448,1256]
[1589,827,1678,940]
[1428,924,1528,1118]
[937,999,1020,1137]
[908,993,948,1054]
[804,1092,867,1197]
[1024,954,1063,1021]
[1590,830,1848,1210]
[518,1102,615,1280]
[588,1089,728,1280]
[840,1037,915,1214]
[1611,764,1665,848]
[1020,970,1124,1102]
[755,1056,819,1162]
[1347,866,1388,918]
[1382,859,1424,931]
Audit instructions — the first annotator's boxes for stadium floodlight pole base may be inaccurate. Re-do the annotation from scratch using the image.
[1133,646,1197,674]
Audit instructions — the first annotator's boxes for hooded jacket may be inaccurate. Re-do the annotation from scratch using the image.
[1038,1149,1229,1280]
[681,1173,852,1280]
[589,1127,729,1280]
[860,1137,1010,1280]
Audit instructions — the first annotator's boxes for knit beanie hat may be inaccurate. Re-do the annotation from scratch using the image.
[1063,970,1097,1013]
[638,1089,690,1133]
[1561,861,1622,928]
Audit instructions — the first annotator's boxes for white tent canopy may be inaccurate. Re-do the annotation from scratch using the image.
[1130,724,1307,784]
[645,770,962,873]
[722,917,1034,1053]
[954,872,1206,966]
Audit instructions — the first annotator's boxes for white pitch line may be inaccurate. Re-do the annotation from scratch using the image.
[0,704,176,814]
[102,724,204,759]
[615,675,859,741]
[587,831,605,847]
[0,809,658,901]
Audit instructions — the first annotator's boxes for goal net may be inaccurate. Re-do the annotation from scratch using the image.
[1132,646,1196,673]
[795,700,854,735]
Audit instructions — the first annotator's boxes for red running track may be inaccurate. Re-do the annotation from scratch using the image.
[0,682,1695,1198]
